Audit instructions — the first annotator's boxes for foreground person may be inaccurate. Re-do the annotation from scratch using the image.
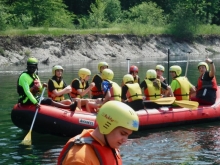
[17,57,77,111]
[191,58,217,105]
[57,101,139,165]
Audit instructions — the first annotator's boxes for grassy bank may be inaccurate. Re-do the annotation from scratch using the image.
[1,24,220,37]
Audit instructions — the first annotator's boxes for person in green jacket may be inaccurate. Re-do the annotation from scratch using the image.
[17,57,77,111]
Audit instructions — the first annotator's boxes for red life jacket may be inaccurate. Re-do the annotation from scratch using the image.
[91,74,103,96]
[57,130,122,165]
[70,78,86,98]
[197,74,217,91]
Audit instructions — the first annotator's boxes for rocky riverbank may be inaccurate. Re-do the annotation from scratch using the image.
[0,34,220,66]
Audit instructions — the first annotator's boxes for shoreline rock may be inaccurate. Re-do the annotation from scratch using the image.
[0,34,220,66]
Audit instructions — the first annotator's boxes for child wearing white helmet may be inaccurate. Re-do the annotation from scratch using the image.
[48,65,72,105]
[58,101,139,165]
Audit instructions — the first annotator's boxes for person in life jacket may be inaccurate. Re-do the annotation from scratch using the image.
[190,58,217,105]
[87,69,121,112]
[129,65,140,84]
[57,100,139,165]
[70,68,95,111]
[121,74,144,111]
[47,65,72,105]
[140,69,173,100]
[91,62,108,99]
[155,65,167,84]
[17,57,77,111]
[169,65,195,101]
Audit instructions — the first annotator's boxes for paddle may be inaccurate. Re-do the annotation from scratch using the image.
[174,100,199,109]
[144,97,176,105]
[167,49,170,84]
[20,87,46,145]
[185,52,190,77]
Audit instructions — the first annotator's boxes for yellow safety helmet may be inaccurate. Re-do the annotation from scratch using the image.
[169,65,182,76]
[146,69,157,79]
[155,65,165,72]
[98,62,108,72]
[97,101,139,134]
[101,68,114,80]
[198,62,209,71]
[123,74,134,84]
[52,65,64,75]
[27,57,38,65]
[78,68,91,79]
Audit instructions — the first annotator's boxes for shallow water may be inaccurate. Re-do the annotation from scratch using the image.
[1,55,220,165]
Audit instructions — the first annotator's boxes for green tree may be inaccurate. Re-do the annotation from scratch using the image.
[104,0,121,22]
[88,0,106,28]
[0,1,9,30]
[128,2,166,26]
[10,0,74,28]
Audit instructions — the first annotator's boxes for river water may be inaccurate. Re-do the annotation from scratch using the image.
[1,54,220,165]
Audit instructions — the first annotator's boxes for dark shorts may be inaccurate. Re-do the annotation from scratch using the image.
[37,97,52,105]
[126,99,144,111]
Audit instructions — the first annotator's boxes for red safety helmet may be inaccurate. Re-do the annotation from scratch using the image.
[129,65,138,73]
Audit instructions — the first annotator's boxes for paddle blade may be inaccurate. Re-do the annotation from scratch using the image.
[174,100,199,109]
[20,131,32,145]
[149,97,176,105]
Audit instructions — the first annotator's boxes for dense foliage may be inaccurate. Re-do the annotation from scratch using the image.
[1,0,220,37]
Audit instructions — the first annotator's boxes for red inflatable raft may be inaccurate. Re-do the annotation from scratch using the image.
[11,87,220,137]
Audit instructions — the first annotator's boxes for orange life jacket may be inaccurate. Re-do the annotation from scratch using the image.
[91,74,103,96]
[57,129,122,165]
[70,78,86,98]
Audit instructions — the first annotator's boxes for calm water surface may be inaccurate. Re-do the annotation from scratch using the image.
[1,55,220,165]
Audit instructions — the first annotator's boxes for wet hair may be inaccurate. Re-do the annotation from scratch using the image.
[149,78,160,90]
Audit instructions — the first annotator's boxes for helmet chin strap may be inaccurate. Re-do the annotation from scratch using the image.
[104,134,111,148]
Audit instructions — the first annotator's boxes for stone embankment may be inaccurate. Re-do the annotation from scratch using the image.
[0,34,220,66]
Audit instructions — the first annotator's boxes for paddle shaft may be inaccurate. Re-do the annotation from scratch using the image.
[29,87,46,131]
[126,58,130,73]
[167,49,170,84]
[185,52,190,77]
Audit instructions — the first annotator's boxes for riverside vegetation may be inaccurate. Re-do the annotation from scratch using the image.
[0,0,220,66]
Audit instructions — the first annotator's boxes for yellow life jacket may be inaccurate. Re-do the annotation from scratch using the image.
[108,80,121,101]
[144,79,161,100]
[173,77,190,100]
[134,75,139,84]
[125,83,142,102]
[48,79,65,101]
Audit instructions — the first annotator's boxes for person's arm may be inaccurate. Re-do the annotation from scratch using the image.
[121,86,128,102]
[78,82,95,97]
[206,58,216,77]
[161,82,173,97]
[48,79,71,97]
